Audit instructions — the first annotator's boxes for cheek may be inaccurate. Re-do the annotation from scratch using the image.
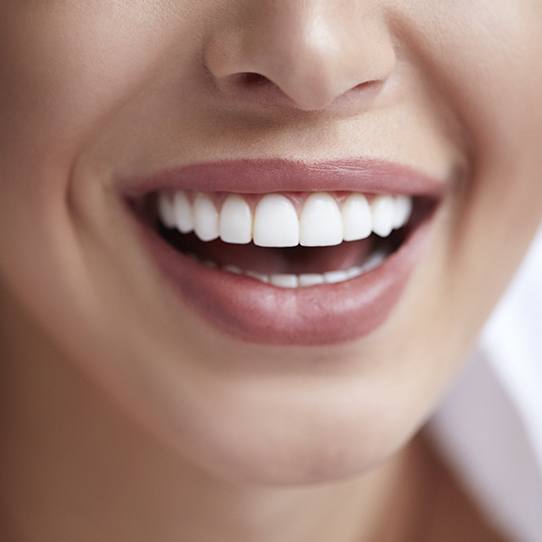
[414,3,542,238]
[0,2,186,176]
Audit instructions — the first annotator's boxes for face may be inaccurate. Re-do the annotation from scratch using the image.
[1,1,541,485]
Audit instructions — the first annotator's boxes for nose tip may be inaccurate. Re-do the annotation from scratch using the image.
[204,4,396,112]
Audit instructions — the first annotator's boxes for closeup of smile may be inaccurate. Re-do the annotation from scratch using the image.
[126,159,445,345]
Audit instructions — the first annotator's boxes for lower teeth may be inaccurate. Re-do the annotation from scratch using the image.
[186,250,388,289]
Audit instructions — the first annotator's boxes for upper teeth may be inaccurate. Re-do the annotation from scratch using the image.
[158,191,412,247]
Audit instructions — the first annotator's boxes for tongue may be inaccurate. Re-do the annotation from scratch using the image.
[175,233,375,274]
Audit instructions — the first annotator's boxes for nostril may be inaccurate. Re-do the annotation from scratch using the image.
[241,72,271,88]
[352,79,381,92]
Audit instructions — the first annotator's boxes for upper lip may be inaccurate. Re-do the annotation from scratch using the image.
[122,158,448,199]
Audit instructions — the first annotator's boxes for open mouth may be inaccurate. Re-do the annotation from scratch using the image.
[126,159,443,346]
[150,190,420,287]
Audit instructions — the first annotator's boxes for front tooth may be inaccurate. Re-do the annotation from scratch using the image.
[193,193,219,241]
[393,195,413,229]
[158,192,176,228]
[371,195,395,237]
[342,194,372,241]
[300,193,343,246]
[219,195,252,244]
[270,274,299,288]
[324,270,349,284]
[298,273,325,287]
[173,191,193,233]
[253,195,299,247]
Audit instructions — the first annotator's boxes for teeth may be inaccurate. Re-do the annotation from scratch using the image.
[158,190,413,246]
[345,266,364,279]
[193,194,219,241]
[173,191,193,233]
[158,193,176,228]
[253,194,300,247]
[223,264,242,275]
[298,273,326,287]
[245,270,270,283]
[269,274,299,288]
[323,270,351,284]
[393,195,413,229]
[186,251,389,288]
[219,194,252,244]
[300,193,343,246]
[370,195,395,237]
[342,194,372,241]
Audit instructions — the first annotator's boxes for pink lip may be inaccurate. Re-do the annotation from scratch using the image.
[123,158,446,197]
[125,158,445,346]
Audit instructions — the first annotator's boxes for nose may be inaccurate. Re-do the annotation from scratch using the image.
[204,2,397,112]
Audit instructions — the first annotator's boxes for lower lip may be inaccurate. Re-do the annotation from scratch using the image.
[135,214,435,346]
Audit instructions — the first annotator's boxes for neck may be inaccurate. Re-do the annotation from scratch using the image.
[0,300,426,542]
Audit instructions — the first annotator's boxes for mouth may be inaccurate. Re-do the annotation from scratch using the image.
[125,159,444,346]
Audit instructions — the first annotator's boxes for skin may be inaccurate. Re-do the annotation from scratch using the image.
[0,1,541,540]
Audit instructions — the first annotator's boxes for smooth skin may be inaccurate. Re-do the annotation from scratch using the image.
[1,1,541,541]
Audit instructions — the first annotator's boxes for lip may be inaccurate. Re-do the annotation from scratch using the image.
[124,158,445,346]
[123,158,446,198]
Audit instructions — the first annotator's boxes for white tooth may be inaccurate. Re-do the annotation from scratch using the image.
[270,274,299,288]
[300,193,343,247]
[298,273,325,287]
[362,250,387,272]
[253,195,299,247]
[245,270,270,283]
[393,195,413,229]
[223,264,242,275]
[324,270,349,284]
[158,192,176,228]
[342,194,372,241]
[345,266,364,279]
[193,194,219,241]
[219,195,252,244]
[371,195,395,237]
[203,260,217,269]
[173,191,193,233]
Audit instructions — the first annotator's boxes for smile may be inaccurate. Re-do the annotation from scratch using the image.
[125,159,445,345]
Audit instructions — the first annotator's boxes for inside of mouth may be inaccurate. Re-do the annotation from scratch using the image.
[160,228,402,275]
[155,207,418,277]
[131,192,434,282]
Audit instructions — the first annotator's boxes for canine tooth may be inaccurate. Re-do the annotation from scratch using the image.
[324,270,349,284]
[172,191,193,233]
[193,193,219,241]
[298,273,325,287]
[300,193,343,246]
[158,192,176,228]
[223,264,242,275]
[393,195,413,229]
[371,195,395,237]
[342,194,372,241]
[219,195,252,244]
[270,274,299,288]
[245,270,270,283]
[254,195,299,247]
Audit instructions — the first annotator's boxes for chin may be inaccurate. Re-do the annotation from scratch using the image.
[151,381,420,487]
